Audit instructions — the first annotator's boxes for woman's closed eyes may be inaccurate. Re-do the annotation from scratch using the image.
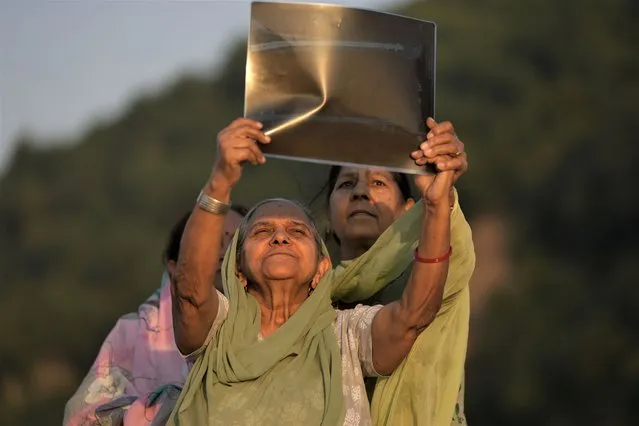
[249,223,311,239]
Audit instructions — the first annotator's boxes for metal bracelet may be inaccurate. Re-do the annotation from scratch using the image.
[197,191,231,215]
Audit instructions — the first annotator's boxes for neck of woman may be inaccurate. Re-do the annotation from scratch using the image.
[249,281,309,338]
[340,239,375,261]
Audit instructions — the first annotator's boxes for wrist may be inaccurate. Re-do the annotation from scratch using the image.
[205,173,233,203]
[423,199,453,217]
[414,246,452,264]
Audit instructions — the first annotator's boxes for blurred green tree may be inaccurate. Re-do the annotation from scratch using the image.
[399,0,638,424]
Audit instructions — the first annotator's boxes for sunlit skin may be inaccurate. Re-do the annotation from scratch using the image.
[329,168,414,260]
[238,201,330,337]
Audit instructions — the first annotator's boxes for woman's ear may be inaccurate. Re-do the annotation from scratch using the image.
[311,256,332,290]
[236,271,248,289]
[402,197,416,212]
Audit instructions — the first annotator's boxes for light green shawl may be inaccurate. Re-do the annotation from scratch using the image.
[334,191,475,426]
[166,202,424,426]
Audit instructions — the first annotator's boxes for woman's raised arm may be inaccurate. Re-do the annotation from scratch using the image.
[172,118,270,354]
[370,170,454,375]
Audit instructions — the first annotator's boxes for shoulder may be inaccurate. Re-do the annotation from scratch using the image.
[336,304,382,325]
[334,304,383,338]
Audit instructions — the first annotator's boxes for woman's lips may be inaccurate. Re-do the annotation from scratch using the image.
[348,209,376,218]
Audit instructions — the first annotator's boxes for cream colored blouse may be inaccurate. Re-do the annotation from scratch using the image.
[190,290,383,426]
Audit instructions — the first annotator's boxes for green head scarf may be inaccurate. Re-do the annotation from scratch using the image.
[167,201,345,425]
[167,199,427,426]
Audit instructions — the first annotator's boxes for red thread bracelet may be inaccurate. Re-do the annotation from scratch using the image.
[414,246,453,264]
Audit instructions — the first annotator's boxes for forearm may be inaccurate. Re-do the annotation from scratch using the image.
[399,204,451,323]
[172,176,230,354]
[371,202,451,374]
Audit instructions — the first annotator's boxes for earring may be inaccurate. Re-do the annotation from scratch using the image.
[308,284,314,296]
[324,222,333,241]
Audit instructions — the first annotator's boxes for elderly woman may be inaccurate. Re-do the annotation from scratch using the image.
[326,118,475,425]
[166,118,456,425]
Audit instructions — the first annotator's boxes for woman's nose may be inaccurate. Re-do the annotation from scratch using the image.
[350,181,370,200]
[270,229,290,245]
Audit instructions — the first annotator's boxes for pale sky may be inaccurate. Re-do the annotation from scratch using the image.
[0,0,403,172]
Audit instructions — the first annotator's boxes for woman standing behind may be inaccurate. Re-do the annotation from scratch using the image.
[63,207,246,425]
[328,118,475,425]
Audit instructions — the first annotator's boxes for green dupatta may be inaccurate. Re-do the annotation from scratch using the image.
[334,191,476,426]
[166,202,424,425]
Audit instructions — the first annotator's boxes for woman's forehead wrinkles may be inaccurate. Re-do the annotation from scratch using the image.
[337,167,363,181]
[250,218,310,229]
[339,167,392,180]
[249,204,311,228]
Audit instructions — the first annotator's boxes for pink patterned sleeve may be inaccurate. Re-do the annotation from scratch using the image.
[63,278,190,426]
[63,312,140,425]
[63,288,229,425]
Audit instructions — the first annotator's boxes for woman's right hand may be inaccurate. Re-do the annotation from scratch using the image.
[210,118,271,189]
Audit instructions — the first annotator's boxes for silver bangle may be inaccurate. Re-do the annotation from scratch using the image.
[197,191,231,215]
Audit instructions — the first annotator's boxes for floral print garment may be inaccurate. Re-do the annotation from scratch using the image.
[64,274,189,425]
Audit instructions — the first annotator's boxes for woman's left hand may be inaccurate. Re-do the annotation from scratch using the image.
[410,117,468,183]
[411,117,466,206]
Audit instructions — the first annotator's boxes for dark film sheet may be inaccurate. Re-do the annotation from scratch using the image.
[244,1,436,174]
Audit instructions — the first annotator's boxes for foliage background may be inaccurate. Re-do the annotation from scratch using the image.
[0,0,636,424]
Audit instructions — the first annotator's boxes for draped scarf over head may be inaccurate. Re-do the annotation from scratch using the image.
[167,201,426,426]
[167,219,345,425]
